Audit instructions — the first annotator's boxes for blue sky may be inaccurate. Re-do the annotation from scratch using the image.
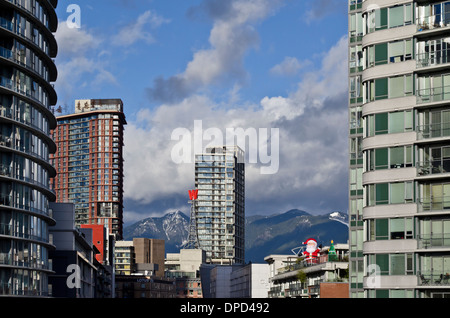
[54,0,349,226]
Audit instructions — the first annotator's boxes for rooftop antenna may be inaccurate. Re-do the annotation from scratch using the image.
[184,189,199,249]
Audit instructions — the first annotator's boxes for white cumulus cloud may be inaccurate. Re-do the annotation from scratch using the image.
[112,10,170,46]
[123,35,349,219]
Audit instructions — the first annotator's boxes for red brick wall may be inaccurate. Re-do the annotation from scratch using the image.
[320,282,349,298]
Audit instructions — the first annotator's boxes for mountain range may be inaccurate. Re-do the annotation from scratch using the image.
[123,209,349,263]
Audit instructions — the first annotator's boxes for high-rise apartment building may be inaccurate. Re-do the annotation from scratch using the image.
[349,0,450,298]
[51,99,126,239]
[194,146,245,265]
[0,0,58,297]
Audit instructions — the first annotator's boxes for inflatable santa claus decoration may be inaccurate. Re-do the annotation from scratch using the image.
[302,238,321,259]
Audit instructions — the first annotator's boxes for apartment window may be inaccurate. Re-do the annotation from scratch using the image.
[389,39,412,63]
[366,74,413,101]
[374,78,388,100]
[389,4,412,28]
[417,2,450,29]
[419,182,450,210]
[366,145,413,170]
[350,136,362,159]
[349,106,362,130]
[349,45,363,70]
[367,253,413,276]
[350,167,363,192]
[349,12,363,41]
[390,111,413,133]
[366,39,417,67]
[373,148,388,170]
[366,181,413,206]
[417,73,450,103]
[349,75,362,100]
[389,6,403,28]
[390,146,413,168]
[368,217,413,240]
[370,218,389,240]
[369,7,388,31]
[374,112,388,134]
[367,4,412,33]
[390,75,413,98]
[366,110,413,136]
[419,218,450,247]
[390,218,414,239]
[391,253,414,275]
[372,42,388,66]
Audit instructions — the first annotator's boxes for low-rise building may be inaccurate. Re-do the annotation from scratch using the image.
[48,203,99,298]
[200,263,270,298]
[115,274,176,298]
[230,263,270,298]
[114,238,175,298]
[165,249,205,298]
[114,238,165,277]
[114,241,134,275]
[265,242,349,298]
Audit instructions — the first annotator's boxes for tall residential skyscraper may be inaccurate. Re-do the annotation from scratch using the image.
[194,146,245,264]
[0,0,58,296]
[51,99,126,239]
[349,0,450,298]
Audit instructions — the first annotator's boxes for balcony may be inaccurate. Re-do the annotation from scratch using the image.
[416,49,450,69]
[0,193,50,218]
[418,196,450,213]
[286,282,308,298]
[417,271,450,286]
[417,159,450,176]
[268,286,283,298]
[0,282,50,297]
[416,85,450,105]
[417,122,450,140]
[276,254,348,275]
[417,233,450,249]
[416,13,450,33]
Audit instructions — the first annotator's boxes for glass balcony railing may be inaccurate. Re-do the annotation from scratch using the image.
[416,49,450,68]
[417,158,450,176]
[417,234,450,249]
[0,282,49,297]
[416,85,450,104]
[0,194,50,217]
[5,0,50,29]
[0,163,51,190]
[0,134,49,162]
[418,196,450,212]
[417,271,450,286]
[0,106,50,136]
[417,13,450,32]
[0,46,49,81]
[0,17,13,33]
[417,122,450,140]
[0,223,49,244]
[0,46,13,60]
